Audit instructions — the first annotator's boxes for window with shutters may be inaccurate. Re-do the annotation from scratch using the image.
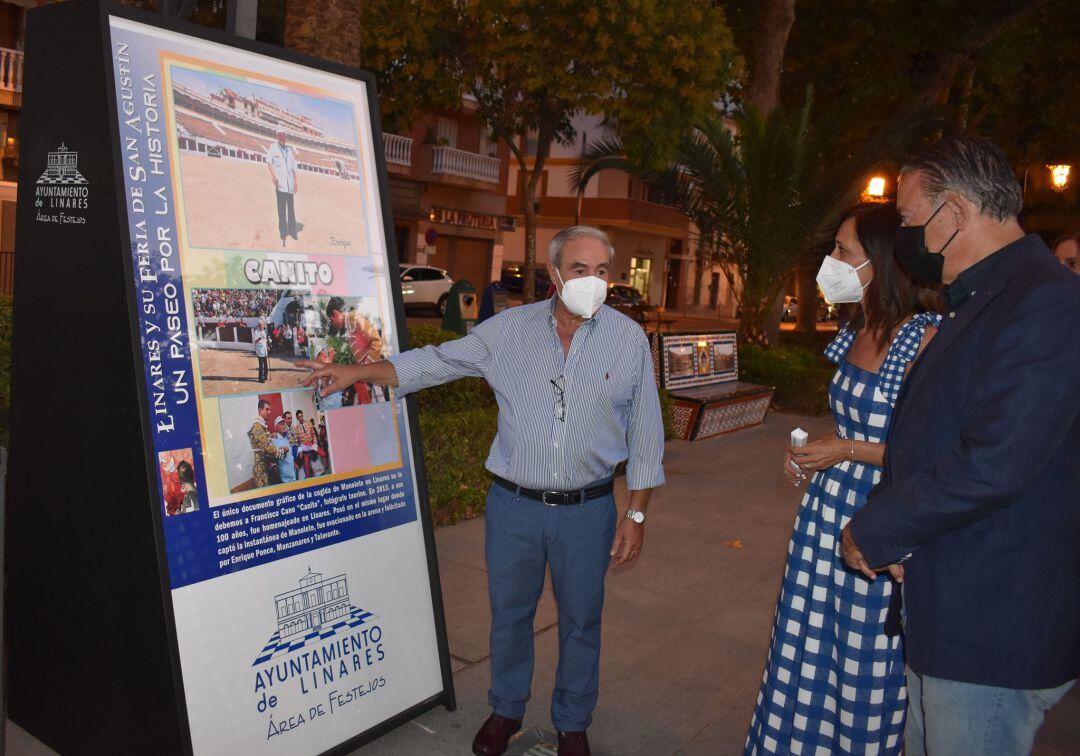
[436,117,458,148]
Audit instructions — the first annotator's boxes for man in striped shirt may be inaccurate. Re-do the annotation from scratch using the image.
[300,226,665,756]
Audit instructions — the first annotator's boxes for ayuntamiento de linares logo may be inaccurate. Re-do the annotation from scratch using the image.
[252,568,389,740]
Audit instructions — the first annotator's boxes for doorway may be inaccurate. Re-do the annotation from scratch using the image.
[629,257,652,300]
[665,258,683,310]
[393,225,410,264]
[430,235,494,287]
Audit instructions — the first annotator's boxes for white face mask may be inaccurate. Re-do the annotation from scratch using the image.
[816,255,871,304]
[554,268,607,318]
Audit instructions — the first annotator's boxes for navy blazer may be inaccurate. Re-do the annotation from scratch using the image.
[851,234,1080,690]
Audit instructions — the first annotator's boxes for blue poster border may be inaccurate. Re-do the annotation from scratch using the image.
[97,2,457,754]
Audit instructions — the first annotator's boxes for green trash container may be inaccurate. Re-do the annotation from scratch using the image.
[441,279,479,335]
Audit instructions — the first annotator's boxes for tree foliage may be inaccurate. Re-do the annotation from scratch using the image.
[363,1,740,164]
[961,4,1080,162]
[575,91,935,346]
[361,0,740,300]
[713,0,1075,336]
[759,0,1077,163]
[285,0,364,67]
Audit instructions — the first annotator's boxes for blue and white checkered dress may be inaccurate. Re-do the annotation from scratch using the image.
[745,313,941,756]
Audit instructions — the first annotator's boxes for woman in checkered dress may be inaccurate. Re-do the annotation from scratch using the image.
[745,203,942,755]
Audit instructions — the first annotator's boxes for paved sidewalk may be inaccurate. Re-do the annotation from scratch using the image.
[7,413,1078,754]
[349,413,1080,755]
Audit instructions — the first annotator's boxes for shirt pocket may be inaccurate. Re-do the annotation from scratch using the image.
[606,367,635,413]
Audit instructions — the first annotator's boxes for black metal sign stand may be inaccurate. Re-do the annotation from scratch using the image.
[5,2,455,753]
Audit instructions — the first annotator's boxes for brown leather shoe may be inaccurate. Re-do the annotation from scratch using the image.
[557,730,591,756]
[471,713,522,756]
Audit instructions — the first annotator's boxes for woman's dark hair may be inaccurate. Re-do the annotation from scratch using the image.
[1052,226,1080,252]
[842,202,944,348]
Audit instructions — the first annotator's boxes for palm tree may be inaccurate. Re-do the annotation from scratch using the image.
[575,91,934,346]
[680,98,854,346]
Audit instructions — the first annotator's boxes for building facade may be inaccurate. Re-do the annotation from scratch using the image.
[383,101,513,289]
[0,0,25,295]
[274,568,351,639]
[501,113,737,315]
[0,6,748,313]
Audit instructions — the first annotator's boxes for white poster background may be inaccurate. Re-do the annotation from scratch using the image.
[173,531,442,755]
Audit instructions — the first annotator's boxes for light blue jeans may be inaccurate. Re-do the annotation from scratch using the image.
[905,667,1075,756]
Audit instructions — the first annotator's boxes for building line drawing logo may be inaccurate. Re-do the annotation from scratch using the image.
[37,143,88,185]
[253,566,377,666]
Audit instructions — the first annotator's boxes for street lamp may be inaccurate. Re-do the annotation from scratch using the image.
[860,176,889,203]
[1048,164,1072,192]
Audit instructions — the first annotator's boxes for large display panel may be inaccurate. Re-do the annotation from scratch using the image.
[6,3,452,754]
[106,14,452,754]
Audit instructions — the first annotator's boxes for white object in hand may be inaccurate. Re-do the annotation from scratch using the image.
[790,427,809,477]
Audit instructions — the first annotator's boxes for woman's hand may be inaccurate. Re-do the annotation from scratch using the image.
[782,449,807,486]
[789,437,851,472]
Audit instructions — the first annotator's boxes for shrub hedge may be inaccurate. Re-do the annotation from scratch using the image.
[419,406,497,525]
[738,342,835,416]
[406,326,498,524]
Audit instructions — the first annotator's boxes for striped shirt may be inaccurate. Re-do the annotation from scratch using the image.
[389,298,665,491]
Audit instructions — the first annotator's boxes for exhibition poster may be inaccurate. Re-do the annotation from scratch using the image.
[108,15,445,754]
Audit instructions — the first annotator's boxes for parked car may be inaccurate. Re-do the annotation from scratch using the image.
[818,296,838,322]
[780,295,837,323]
[400,264,454,316]
[606,284,646,307]
[500,263,552,298]
[781,295,798,322]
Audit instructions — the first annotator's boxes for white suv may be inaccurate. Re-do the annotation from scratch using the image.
[400,264,454,316]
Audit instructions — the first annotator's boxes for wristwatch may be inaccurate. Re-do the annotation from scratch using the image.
[625,508,646,525]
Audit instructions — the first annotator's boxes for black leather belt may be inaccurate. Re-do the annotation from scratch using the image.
[493,475,614,506]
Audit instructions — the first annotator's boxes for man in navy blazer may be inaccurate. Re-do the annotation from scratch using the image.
[841,136,1080,755]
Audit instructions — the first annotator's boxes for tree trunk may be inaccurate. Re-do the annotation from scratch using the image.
[740,0,796,347]
[955,61,978,131]
[520,128,554,305]
[765,290,785,347]
[745,0,797,113]
[915,0,1052,106]
[691,260,704,309]
[795,262,818,334]
[284,0,364,67]
[737,294,785,347]
[522,175,539,304]
[737,273,786,348]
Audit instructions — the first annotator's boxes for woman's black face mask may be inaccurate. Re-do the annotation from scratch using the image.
[894,202,958,284]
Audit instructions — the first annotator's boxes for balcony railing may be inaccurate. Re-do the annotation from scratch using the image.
[383,133,412,167]
[431,145,500,183]
[0,48,23,93]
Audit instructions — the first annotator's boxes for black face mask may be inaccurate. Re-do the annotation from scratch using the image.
[894,202,958,284]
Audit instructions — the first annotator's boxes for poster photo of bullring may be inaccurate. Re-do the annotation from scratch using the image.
[169,65,367,255]
[190,286,391,400]
[152,50,407,509]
